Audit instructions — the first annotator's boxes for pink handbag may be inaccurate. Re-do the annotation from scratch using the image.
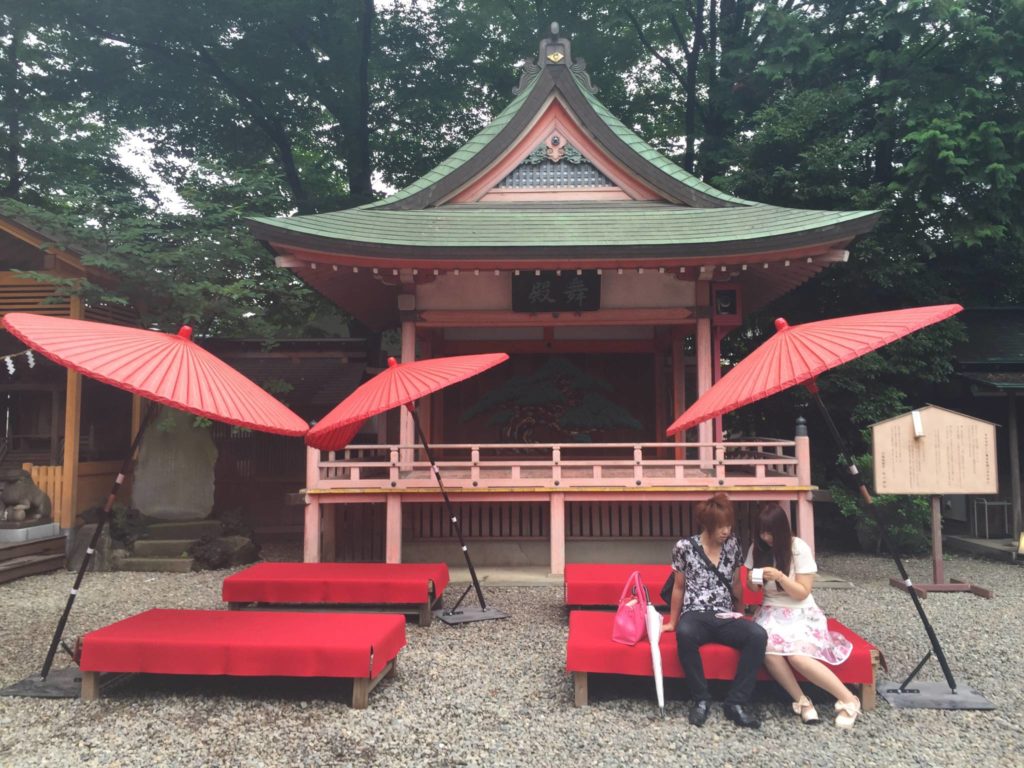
[611,570,648,646]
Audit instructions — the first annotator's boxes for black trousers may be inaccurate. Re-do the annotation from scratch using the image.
[675,612,767,705]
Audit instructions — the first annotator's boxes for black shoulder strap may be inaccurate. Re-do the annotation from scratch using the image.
[695,538,735,594]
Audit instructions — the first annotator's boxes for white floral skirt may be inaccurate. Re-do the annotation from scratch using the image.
[753,605,853,666]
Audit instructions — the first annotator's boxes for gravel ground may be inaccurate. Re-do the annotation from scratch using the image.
[0,549,1021,767]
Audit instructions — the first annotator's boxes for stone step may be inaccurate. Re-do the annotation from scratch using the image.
[116,556,195,573]
[0,535,65,563]
[0,553,65,585]
[133,539,195,558]
[144,520,222,540]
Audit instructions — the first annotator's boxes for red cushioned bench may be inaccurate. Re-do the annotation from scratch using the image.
[564,563,763,608]
[222,562,449,626]
[79,609,405,708]
[566,610,880,710]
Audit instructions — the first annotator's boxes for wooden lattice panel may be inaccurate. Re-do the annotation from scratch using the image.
[21,462,66,526]
[84,302,139,327]
[0,275,70,317]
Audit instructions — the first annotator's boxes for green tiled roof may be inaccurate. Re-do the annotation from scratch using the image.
[250,201,877,250]
[366,66,748,211]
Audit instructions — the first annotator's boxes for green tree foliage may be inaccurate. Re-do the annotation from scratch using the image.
[1,0,1021,438]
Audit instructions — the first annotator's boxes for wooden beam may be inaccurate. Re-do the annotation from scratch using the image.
[399,318,416,466]
[795,421,815,555]
[550,493,565,576]
[695,283,713,464]
[1009,393,1022,543]
[303,497,322,563]
[417,308,693,328]
[385,495,402,563]
[60,297,84,528]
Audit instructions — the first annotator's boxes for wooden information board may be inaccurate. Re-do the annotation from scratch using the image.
[872,405,997,495]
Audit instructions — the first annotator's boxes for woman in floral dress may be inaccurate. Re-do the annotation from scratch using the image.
[745,503,861,728]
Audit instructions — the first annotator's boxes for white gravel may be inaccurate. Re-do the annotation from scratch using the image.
[0,549,1021,767]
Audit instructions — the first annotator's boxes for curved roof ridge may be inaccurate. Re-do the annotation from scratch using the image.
[570,71,750,207]
[362,74,542,210]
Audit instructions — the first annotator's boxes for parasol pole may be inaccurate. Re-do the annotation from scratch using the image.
[39,401,159,680]
[806,384,958,694]
[407,404,505,624]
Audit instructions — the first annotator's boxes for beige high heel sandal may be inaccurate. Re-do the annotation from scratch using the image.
[834,699,861,729]
[792,696,820,724]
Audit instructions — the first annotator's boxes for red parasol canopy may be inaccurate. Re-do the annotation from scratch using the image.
[666,304,963,436]
[2,313,308,436]
[306,353,509,450]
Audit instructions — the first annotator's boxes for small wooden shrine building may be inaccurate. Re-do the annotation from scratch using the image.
[0,203,139,528]
[250,28,880,571]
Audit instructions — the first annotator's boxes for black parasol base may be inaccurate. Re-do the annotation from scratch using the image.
[436,606,509,626]
[876,649,995,710]
[0,667,82,699]
[879,682,995,710]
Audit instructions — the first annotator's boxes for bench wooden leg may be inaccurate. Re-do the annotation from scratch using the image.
[81,671,100,702]
[352,677,369,709]
[859,680,877,711]
[573,672,588,707]
[351,658,396,709]
[418,602,433,627]
[858,650,879,711]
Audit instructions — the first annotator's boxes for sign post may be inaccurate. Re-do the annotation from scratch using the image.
[872,405,994,598]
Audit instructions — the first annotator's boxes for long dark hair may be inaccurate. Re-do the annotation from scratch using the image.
[753,503,793,591]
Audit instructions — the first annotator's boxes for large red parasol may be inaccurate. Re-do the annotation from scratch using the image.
[3,313,307,436]
[307,353,508,450]
[0,313,308,686]
[666,304,963,436]
[664,303,978,705]
[308,352,509,625]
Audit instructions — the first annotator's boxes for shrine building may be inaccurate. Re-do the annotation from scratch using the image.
[249,28,880,572]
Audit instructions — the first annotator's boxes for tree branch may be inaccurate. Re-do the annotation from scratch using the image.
[625,9,689,82]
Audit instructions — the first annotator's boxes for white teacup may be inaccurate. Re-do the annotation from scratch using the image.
[751,568,765,585]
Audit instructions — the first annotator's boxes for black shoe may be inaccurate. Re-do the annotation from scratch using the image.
[723,703,761,729]
[688,700,712,726]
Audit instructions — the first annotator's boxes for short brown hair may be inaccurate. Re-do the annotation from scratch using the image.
[695,493,734,532]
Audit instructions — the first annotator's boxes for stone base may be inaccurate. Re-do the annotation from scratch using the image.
[0,522,61,544]
[66,525,115,572]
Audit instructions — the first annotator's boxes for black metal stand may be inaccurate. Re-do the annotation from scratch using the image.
[807,393,994,710]
[0,403,157,699]
[408,407,507,625]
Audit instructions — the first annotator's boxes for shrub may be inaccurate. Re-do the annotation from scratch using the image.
[829,454,932,554]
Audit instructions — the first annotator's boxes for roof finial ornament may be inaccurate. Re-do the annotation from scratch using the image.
[513,22,598,95]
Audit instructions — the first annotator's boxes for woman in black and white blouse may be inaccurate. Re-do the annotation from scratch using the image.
[663,493,767,729]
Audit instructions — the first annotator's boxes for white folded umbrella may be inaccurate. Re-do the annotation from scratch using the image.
[645,602,665,715]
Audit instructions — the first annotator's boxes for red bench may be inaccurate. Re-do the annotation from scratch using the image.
[566,610,880,710]
[564,563,763,608]
[79,609,405,708]
[222,562,450,626]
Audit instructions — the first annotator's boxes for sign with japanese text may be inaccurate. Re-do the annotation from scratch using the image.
[511,270,601,312]
[872,405,997,495]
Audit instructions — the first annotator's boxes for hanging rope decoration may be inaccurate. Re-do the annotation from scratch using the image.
[3,348,38,375]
